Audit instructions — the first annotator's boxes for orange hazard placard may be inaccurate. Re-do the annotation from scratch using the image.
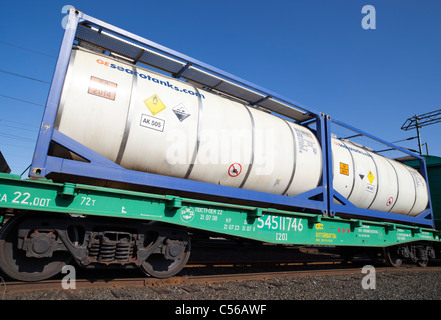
[88,76,117,100]
[340,162,349,176]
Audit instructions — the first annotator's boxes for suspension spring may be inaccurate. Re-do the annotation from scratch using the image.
[100,242,116,262]
[115,242,133,262]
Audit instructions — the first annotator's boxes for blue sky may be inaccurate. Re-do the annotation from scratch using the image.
[0,0,440,175]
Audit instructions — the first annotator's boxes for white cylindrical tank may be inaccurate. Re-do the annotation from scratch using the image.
[55,48,428,216]
[331,139,429,216]
[56,48,322,198]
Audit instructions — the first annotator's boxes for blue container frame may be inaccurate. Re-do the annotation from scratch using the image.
[29,9,434,228]
[325,116,434,227]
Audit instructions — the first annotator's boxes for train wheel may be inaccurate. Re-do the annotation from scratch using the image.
[384,246,403,268]
[0,215,72,282]
[415,245,430,268]
[140,230,191,278]
[416,259,428,268]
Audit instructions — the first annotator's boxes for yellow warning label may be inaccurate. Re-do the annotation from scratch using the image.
[368,171,375,184]
[315,223,324,230]
[144,94,166,116]
[339,162,349,176]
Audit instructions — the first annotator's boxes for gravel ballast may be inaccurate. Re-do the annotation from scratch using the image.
[2,268,441,300]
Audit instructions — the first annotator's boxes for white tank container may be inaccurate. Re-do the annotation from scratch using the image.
[56,48,322,197]
[55,48,428,216]
[331,139,428,216]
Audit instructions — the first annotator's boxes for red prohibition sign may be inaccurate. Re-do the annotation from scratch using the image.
[228,162,242,177]
[386,197,394,206]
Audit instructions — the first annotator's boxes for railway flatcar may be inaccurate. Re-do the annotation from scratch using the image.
[0,8,439,281]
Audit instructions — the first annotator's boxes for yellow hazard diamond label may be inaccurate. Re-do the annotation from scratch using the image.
[368,171,375,184]
[144,94,166,116]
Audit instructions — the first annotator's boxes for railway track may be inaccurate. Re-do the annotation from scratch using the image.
[3,259,441,296]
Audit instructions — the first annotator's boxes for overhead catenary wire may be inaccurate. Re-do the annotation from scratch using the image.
[0,118,40,129]
[0,69,50,84]
[0,132,36,142]
[0,123,39,133]
[0,40,56,59]
[0,42,52,109]
[0,93,45,107]
[0,142,34,149]
[0,43,49,176]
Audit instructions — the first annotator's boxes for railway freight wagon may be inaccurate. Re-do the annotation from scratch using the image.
[0,8,439,281]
